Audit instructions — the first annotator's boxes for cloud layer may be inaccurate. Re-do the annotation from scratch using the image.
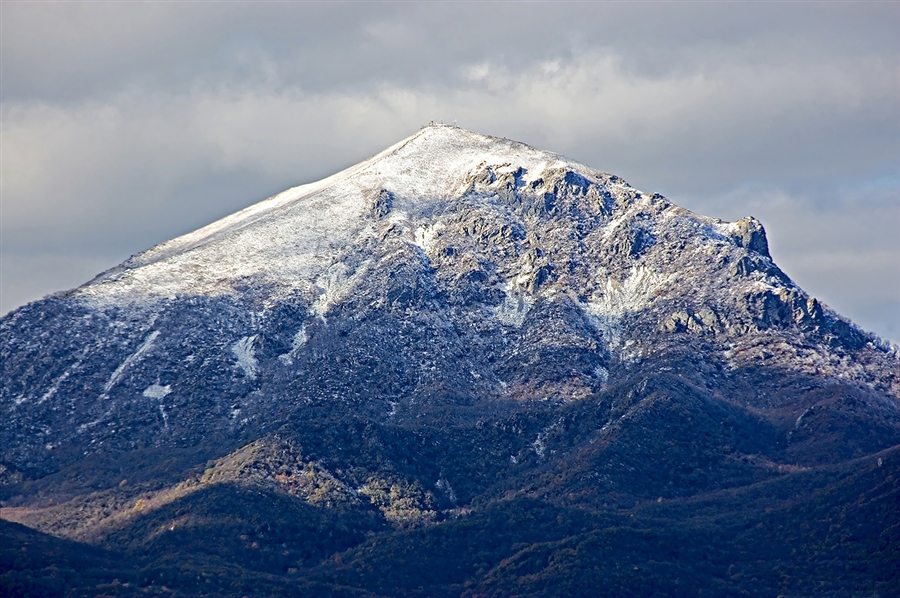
[3,3,898,341]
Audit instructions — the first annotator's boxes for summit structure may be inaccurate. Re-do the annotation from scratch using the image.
[2,125,897,597]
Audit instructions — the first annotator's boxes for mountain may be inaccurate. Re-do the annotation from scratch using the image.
[2,125,898,597]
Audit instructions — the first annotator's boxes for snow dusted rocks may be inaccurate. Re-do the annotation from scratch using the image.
[1,124,898,478]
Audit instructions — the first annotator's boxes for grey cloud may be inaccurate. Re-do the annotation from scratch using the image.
[6,3,896,101]
[0,252,115,316]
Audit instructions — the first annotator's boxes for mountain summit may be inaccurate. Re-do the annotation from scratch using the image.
[2,125,898,597]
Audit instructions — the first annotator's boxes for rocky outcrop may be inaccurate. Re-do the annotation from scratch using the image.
[733,216,771,258]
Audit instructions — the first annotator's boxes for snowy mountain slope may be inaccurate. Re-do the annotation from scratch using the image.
[2,125,898,480]
[2,124,899,597]
[2,126,900,478]
[80,126,575,300]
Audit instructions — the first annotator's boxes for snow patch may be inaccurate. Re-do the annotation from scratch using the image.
[533,433,547,459]
[311,261,370,319]
[492,285,533,327]
[793,406,813,429]
[103,330,160,395]
[584,267,670,350]
[590,266,667,315]
[231,335,259,379]
[77,419,102,434]
[413,222,444,253]
[37,358,81,405]
[601,212,631,241]
[143,384,172,399]
[291,326,308,351]
[278,326,309,364]
[435,477,457,504]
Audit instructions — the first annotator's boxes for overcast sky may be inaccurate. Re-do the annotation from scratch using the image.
[2,2,898,343]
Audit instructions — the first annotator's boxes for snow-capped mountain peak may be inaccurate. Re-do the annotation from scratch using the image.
[2,125,896,479]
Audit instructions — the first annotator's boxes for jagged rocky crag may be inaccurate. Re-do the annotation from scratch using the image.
[2,125,898,597]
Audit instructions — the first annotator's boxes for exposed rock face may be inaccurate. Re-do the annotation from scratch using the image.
[733,215,771,258]
[1,125,898,597]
